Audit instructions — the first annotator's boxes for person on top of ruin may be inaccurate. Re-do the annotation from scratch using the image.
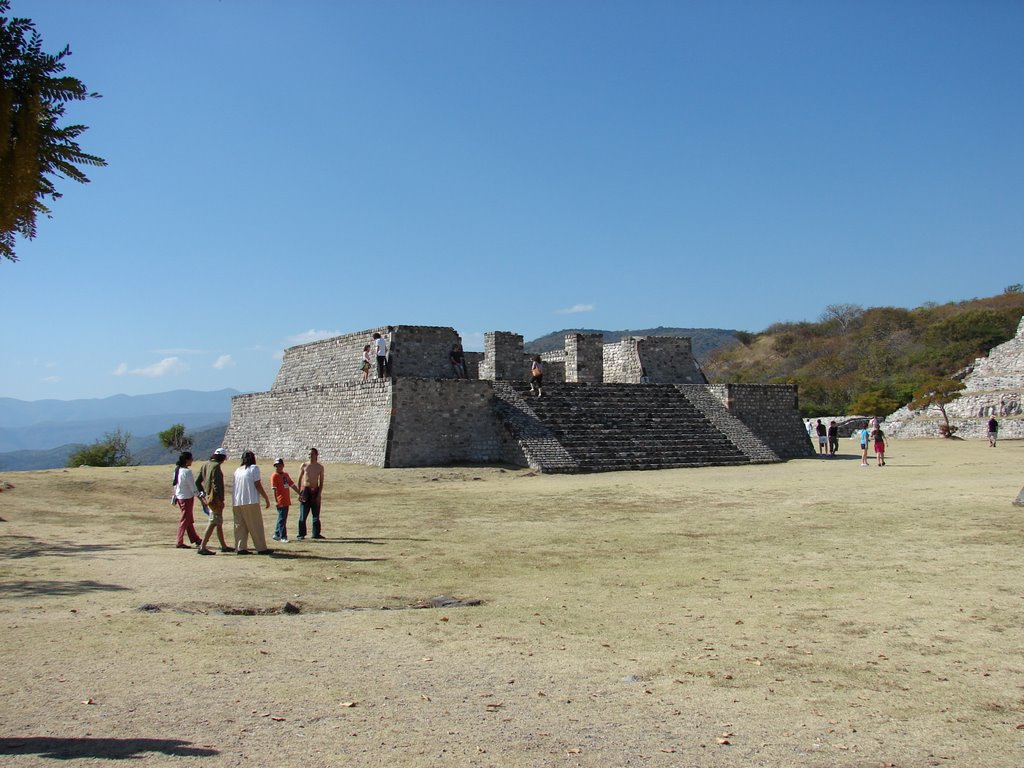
[373,332,388,379]
[361,344,372,383]
[530,355,544,398]
[297,448,326,540]
[449,343,467,379]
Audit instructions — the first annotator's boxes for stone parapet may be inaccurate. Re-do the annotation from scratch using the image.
[387,379,506,466]
[223,381,391,464]
[603,336,705,384]
[708,383,814,459]
[272,326,464,391]
[565,333,604,383]
[479,332,525,381]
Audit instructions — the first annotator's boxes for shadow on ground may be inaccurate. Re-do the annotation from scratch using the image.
[0,537,120,560]
[0,580,129,598]
[0,736,218,760]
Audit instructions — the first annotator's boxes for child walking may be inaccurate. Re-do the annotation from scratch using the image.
[271,458,301,542]
[874,427,887,467]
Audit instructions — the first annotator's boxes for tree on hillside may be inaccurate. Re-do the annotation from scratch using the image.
[820,303,864,333]
[909,378,966,438]
[158,423,193,454]
[1,0,106,261]
[67,428,135,467]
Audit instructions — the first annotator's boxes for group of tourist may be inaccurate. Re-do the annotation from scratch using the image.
[810,419,841,456]
[805,417,887,466]
[171,447,326,555]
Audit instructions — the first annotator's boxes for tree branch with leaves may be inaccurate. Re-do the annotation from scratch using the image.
[1,0,106,261]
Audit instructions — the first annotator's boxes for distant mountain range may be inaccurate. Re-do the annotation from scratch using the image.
[0,389,237,471]
[525,327,739,358]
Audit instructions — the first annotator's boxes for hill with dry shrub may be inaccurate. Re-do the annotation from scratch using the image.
[703,287,1024,417]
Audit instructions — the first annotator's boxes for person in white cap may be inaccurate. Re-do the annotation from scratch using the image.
[196,448,233,555]
[271,457,300,543]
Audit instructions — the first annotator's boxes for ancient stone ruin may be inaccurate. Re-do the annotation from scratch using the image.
[223,326,813,472]
[885,315,1024,440]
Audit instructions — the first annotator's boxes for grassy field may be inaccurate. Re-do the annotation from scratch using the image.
[1,439,1023,766]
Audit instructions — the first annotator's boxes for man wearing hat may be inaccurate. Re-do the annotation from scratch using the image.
[270,457,300,543]
[196,448,233,555]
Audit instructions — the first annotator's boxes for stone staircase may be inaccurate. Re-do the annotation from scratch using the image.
[494,382,768,473]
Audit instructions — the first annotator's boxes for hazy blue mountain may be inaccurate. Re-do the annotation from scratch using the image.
[525,327,739,359]
[0,423,228,471]
[0,389,237,453]
[0,388,238,428]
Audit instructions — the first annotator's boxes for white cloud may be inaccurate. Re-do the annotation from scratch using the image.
[153,348,206,355]
[113,357,188,378]
[42,375,61,384]
[212,354,235,370]
[284,329,343,347]
[555,303,596,315]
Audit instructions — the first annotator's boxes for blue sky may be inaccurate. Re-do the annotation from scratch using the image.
[3,0,1022,401]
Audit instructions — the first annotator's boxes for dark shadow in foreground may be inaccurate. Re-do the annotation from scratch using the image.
[0,736,218,760]
[0,580,129,598]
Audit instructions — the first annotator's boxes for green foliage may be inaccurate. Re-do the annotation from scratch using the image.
[703,292,1024,416]
[0,0,106,261]
[158,423,193,453]
[849,390,902,417]
[1005,284,1022,294]
[67,428,135,467]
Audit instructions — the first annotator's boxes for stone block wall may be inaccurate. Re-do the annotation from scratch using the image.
[604,336,705,384]
[386,379,506,466]
[536,351,566,383]
[388,325,464,379]
[479,332,525,381]
[223,382,392,464]
[272,326,463,391]
[565,333,604,383]
[708,383,814,459]
[603,338,642,383]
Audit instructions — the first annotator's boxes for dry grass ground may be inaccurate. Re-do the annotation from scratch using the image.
[1,439,1023,767]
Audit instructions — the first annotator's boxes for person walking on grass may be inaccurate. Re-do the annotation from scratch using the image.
[172,451,203,549]
[859,425,871,467]
[815,419,827,455]
[874,427,888,466]
[827,420,839,456]
[271,457,300,543]
[988,416,999,447]
[297,447,325,540]
[196,448,233,555]
[232,450,272,555]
